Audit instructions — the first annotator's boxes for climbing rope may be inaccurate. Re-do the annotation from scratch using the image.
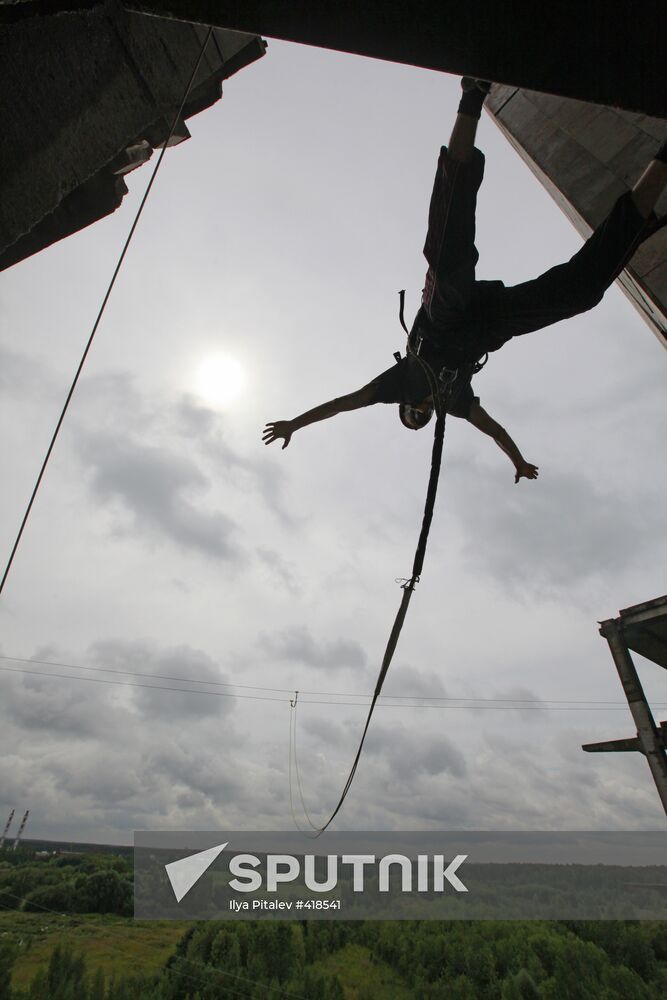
[290,396,448,836]
[0,28,214,597]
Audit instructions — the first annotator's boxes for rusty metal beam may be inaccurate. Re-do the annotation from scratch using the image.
[599,619,667,815]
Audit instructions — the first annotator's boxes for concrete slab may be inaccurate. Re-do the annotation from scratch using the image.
[486,88,667,347]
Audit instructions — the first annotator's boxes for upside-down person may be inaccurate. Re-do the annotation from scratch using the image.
[263,78,667,484]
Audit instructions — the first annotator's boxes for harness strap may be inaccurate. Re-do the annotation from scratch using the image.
[399,290,489,381]
[398,288,410,335]
[399,291,455,419]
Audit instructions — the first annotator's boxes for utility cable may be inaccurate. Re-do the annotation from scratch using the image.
[0,28,214,598]
[1,658,662,711]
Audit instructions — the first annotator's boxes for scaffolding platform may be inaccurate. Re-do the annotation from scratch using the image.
[583,595,667,816]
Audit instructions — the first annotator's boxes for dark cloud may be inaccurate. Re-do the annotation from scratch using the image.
[492,685,548,723]
[382,666,450,700]
[448,459,660,595]
[300,713,344,746]
[364,720,467,780]
[0,637,253,837]
[0,652,117,740]
[88,638,235,721]
[47,754,142,806]
[74,374,296,533]
[147,741,243,803]
[260,625,366,671]
[79,432,241,560]
[179,399,296,529]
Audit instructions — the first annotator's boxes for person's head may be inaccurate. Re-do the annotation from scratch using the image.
[399,401,434,430]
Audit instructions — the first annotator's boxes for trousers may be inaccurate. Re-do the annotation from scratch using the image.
[420,145,658,361]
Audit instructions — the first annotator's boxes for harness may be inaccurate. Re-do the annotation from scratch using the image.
[397,290,487,417]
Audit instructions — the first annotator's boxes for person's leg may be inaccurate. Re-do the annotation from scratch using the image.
[483,146,667,346]
[422,80,490,323]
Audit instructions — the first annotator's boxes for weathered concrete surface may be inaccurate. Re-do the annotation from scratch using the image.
[4,1,664,114]
[118,0,666,118]
[0,2,265,269]
[486,86,667,348]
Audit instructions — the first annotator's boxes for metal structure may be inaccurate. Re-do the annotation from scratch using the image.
[12,809,30,850]
[0,809,15,849]
[583,596,667,816]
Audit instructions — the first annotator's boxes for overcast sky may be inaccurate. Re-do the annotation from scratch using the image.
[1,38,666,844]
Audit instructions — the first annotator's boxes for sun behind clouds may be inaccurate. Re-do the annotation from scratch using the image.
[193,353,246,409]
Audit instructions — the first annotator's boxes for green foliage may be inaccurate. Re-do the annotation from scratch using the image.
[501,968,541,1000]
[22,883,76,914]
[0,941,17,1000]
[1,850,666,1000]
[19,944,88,1000]
[72,869,133,917]
[0,852,133,918]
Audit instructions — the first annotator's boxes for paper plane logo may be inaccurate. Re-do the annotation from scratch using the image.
[165,842,228,903]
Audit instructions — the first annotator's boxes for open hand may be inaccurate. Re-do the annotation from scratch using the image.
[515,462,539,484]
[262,420,294,450]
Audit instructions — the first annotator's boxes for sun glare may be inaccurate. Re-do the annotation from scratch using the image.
[194,354,246,409]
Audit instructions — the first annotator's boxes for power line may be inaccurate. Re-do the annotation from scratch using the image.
[1,653,659,707]
[0,659,659,712]
[0,653,291,695]
[0,663,285,704]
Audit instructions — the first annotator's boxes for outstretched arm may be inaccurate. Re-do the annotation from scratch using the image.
[263,383,377,449]
[466,401,539,484]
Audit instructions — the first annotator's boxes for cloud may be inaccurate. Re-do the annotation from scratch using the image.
[87,638,235,721]
[176,395,297,529]
[79,432,241,560]
[0,662,115,739]
[364,720,467,780]
[448,459,660,595]
[0,637,258,839]
[147,740,243,803]
[256,546,302,596]
[72,374,296,545]
[260,625,366,671]
[0,344,34,391]
[382,666,450,700]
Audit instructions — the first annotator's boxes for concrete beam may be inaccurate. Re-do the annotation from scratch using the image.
[0,4,265,267]
[117,0,667,117]
[485,87,667,348]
